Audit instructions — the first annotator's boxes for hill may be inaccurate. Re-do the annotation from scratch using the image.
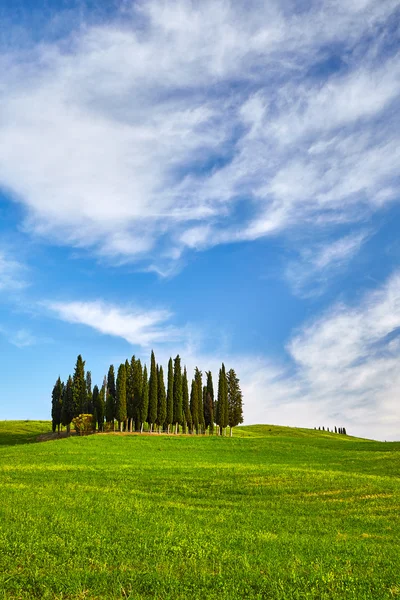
[0,421,399,599]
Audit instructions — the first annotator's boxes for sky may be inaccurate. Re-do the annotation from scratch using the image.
[0,0,400,440]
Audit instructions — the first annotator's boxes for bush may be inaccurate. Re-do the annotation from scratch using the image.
[72,414,95,435]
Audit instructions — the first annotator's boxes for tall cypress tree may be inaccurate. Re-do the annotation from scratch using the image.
[204,371,214,434]
[156,365,167,433]
[125,359,134,432]
[92,384,99,430]
[227,368,243,436]
[194,368,204,434]
[182,367,192,433]
[72,355,86,417]
[61,375,74,434]
[216,363,228,435]
[190,378,199,433]
[107,365,116,430]
[86,371,92,414]
[116,363,127,431]
[166,357,174,434]
[132,358,143,431]
[173,355,183,434]
[96,377,106,431]
[51,377,63,433]
[139,365,149,433]
[148,350,158,432]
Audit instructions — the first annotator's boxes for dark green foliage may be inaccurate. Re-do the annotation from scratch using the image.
[173,355,183,431]
[51,377,63,433]
[204,371,214,433]
[156,365,167,431]
[72,355,86,417]
[96,381,106,431]
[182,367,192,432]
[126,358,134,429]
[85,371,92,414]
[92,384,99,430]
[61,375,74,432]
[139,365,149,430]
[166,358,174,433]
[107,365,116,426]
[116,363,127,429]
[148,351,158,430]
[190,378,199,433]
[132,358,143,431]
[195,367,204,433]
[216,363,228,434]
[227,368,243,434]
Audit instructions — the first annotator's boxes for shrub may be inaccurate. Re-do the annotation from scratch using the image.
[72,414,95,435]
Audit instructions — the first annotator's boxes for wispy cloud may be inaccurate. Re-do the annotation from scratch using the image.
[285,230,370,297]
[0,0,398,272]
[45,300,185,347]
[0,250,27,291]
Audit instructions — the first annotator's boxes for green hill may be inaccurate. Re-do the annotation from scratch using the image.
[0,421,399,599]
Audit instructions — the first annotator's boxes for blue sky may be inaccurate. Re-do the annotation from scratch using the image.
[1,0,400,440]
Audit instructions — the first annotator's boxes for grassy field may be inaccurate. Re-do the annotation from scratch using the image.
[0,422,399,599]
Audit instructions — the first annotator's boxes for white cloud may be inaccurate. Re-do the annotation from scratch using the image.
[0,0,398,269]
[45,300,185,347]
[285,230,369,297]
[0,250,26,291]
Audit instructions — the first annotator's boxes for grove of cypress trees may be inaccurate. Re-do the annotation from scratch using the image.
[61,375,74,434]
[190,378,199,434]
[227,368,243,436]
[166,357,174,434]
[173,355,183,434]
[182,367,192,434]
[148,350,158,432]
[51,377,63,433]
[116,363,127,432]
[157,365,167,433]
[139,365,149,433]
[72,354,86,417]
[216,363,228,435]
[107,365,116,430]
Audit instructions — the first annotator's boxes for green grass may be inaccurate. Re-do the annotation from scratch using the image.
[0,422,399,599]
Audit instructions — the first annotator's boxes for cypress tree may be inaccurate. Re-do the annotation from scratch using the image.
[96,378,106,431]
[132,358,143,431]
[126,359,134,432]
[190,378,199,433]
[173,355,183,434]
[182,367,192,433]
[86,371,92,414]
[116,363,127,431]
[61,375,74,434]
[216,363,228,435]
[204,371,214,434]
[148,350,158,432]
[227,368,243,436]
[157,365,167,433]
[139,365,149,433]
[92,384,99,430]
[51,377,63,433]
[166,358,174,434]
[107,365,116,430]
[72,354,86,417]
[194,368,204,434]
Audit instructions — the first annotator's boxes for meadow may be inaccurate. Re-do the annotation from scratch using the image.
[0,422,399,599]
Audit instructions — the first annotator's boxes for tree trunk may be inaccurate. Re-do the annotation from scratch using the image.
[230,426,233,437]
[140,422,143,433]
[150,423,153,433]
[67,423,70,435]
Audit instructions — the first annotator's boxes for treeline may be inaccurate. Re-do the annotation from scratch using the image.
[51,352,243,437]
[315,426,347,434]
